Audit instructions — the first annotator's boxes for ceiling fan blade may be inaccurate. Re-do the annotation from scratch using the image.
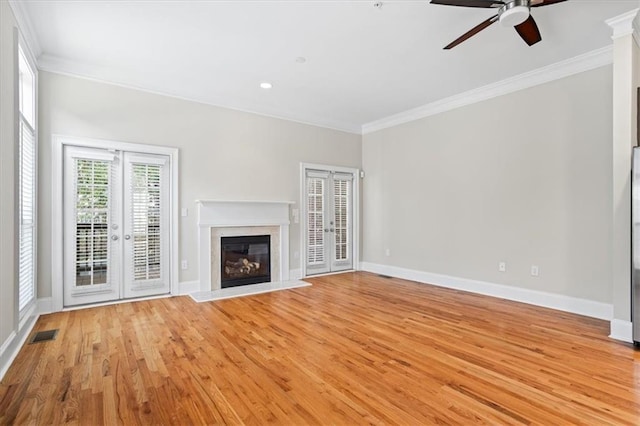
[430,0,504,8]
[515,15,542,46]
[530,0,567,7]
[444,14,499,49]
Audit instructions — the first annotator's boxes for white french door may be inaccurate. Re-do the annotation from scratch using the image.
[63,146,170,306]
[305,169,354,275]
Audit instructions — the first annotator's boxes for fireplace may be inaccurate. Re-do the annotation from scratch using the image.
[197,200,292,291]
[221,235,271,288]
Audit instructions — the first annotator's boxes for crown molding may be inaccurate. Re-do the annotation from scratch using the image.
[362,46,613,135]
[7,0,42,57]
[37,54,361,135]
[605,8,639,40]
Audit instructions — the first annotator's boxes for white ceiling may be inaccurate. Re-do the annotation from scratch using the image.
[15,0,639,133]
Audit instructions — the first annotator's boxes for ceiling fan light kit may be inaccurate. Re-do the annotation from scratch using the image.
[500,1,530,27]
[431,0,567,49]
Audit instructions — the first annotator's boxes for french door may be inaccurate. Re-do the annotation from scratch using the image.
[63,146,170,306]
[305,169,354,275]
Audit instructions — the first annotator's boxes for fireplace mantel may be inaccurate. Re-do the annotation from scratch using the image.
[197,200,294,291]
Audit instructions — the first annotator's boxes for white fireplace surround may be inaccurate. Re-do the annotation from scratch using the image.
[197,200,293,291]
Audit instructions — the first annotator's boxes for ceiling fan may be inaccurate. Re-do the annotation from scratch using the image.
[431,0,567,49]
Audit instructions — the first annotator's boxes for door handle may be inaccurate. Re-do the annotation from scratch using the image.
[330,228,335,232]
[124,234,131,240]
[324,228,329,233]
[111,235,119,241]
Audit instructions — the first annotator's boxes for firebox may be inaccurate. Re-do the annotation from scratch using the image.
[220,235,271,288]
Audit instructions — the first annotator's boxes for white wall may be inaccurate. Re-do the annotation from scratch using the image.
[0,0,18,353]
[37,71,362,297]
[363,66,613,304]
[0,1,41,379]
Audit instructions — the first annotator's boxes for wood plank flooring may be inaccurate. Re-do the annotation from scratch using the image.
[1,272,640,425]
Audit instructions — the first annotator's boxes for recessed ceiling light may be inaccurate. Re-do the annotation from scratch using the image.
[295,57,306,64]
[260,82,272,89]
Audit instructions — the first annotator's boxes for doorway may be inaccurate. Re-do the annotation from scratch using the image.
[302,165,359,276]
[53,136,178,309]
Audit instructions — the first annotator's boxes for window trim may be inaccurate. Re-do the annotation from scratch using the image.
[16,33,38,324]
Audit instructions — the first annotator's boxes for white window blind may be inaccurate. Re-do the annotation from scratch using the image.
[73,158,111,287]
[131,163,162,281]
[18,45,36,314]
[306,175,325,265]
[333,175,351,262]
[18,119,35,311]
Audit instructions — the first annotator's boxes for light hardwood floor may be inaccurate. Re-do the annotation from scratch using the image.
[1,272,639,424]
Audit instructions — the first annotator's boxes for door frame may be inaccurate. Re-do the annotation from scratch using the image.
[52,135,179,311]
[299,163,360,278]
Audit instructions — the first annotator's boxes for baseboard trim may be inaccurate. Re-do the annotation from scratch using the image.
[0,314,39,381]
[0,331,17,360]
[360,262,613,321]
[609,319,634,343]
[178,280,200,295]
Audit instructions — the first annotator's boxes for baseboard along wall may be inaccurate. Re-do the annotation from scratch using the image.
[360,262,632,343]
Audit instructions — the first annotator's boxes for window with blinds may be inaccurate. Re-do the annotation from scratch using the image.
[333,178,350,262]
[307,177,325,265]
[74,159,111,287]
[131,164,162,281]
[18,45,36,314]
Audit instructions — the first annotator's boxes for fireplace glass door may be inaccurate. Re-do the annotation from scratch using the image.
[305,169,354,275]
[221,235,271,288]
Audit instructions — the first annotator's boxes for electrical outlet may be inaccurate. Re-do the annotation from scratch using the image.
[385,248,391,257]
[181,208,188,217]
[531,265,539,277]
[498,262,506,272]
[181,260,188,270]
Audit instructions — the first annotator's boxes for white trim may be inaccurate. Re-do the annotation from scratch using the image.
[0,332,17,359]
[0,314,38,381]
[60,293,172,312]
[362,47,614,134]
[51,135,179,311]
[360,262,613,321]
[0,331,17,381]
[8,0,42,58]
[196,199,295,205]
[300,163,361,279]
[16,30,39,324]
[289,268,302,280]
[605,9,639,40]
[178,280,200,295]
[37,57,361,135]
[609,319,633,343]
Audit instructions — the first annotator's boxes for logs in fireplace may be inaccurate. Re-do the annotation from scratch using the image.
[220,235,271,288]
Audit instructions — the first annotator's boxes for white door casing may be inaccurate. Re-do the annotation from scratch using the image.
[302,164,359,276]
[63,147,171,306]
[52,135,179,311]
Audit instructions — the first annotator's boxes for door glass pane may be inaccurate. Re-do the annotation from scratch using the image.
[131,164,162,281]
[307,177,325,265]
[74,159,110,286]
[333,179,349,261]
